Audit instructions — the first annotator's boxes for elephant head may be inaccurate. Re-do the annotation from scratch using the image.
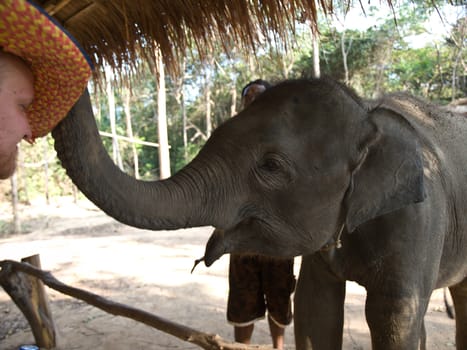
[52,78,425,260]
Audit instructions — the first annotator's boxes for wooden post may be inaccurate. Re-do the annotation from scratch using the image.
[0,254,56,349]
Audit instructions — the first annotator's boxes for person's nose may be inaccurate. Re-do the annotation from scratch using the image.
[19,114,33,144]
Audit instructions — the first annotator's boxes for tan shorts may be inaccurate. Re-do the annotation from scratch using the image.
[227,254,296,327]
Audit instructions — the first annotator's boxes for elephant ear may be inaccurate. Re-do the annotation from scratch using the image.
[345,107,426,232]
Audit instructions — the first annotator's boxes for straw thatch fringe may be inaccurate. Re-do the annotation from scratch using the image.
[37,0,392,78]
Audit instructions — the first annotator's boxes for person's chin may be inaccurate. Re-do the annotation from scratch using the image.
[0,150,18,179]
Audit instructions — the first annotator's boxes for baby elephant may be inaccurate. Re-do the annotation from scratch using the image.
[60,77,466,349]
[200,78,467,350]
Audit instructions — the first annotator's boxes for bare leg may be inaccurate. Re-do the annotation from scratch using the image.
[449,278,467,350]
[268,315,285,349]
[234,324,254,344]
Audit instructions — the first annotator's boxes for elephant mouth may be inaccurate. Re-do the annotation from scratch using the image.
[192,216,260,270]
[191,215,309,273]
[202,228,228,267]
[192,216,279,271]
[191,228,227,272]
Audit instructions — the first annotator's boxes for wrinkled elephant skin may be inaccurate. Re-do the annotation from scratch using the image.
[54,79,467,350]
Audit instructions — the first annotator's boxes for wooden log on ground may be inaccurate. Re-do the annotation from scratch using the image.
[0,255,56,349]
[0,259,273,350]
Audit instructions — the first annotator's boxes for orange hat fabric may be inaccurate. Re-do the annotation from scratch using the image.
[0,0,92,138]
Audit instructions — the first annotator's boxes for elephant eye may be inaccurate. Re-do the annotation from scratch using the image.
[260,157,281,172]
[255,153,294,189]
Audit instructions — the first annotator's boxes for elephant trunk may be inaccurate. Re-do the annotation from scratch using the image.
[52,90,222,230]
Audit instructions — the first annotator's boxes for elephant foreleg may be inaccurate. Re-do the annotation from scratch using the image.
[449,278,467,350]
[294,253,345,350]
[365,292,430,350]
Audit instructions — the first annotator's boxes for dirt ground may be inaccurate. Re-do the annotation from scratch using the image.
[0,197,457,349]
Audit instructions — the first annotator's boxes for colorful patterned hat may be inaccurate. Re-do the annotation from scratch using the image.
[0,0,92,138]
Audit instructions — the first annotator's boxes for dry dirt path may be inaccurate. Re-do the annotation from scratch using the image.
[0,197,457,349]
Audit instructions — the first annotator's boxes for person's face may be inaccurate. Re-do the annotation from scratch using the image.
[0,56,34,179]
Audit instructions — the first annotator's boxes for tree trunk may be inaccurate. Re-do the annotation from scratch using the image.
[248,54,257,77]
[10,173,20,234]
[173,57,188,163]
[312,26,320,79]
[280,51,292,80]
[451,49,462,102]
[230,82,237,117]
[205,55,214,138]
[18,145,30,204]
[105,65,123,170]
[372,35,394,99]
[449,17,466,101]
[340,29,351,84]
[72,183,78,203]
[181,86,188,163]
[155,48,171,179]
[123,88,140,179]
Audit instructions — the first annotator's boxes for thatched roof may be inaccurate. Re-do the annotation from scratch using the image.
[33,0,331,75]
[35,0,386,76]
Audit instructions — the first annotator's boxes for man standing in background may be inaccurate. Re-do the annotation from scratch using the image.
[227,79,296,350]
